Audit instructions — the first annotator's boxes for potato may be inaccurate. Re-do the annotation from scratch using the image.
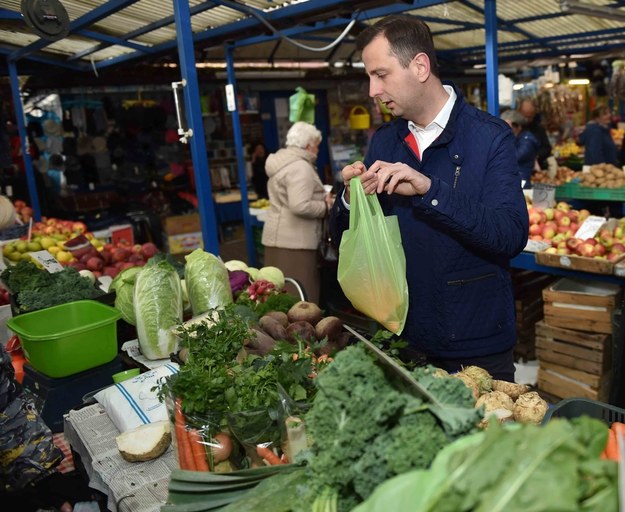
[513,391,549,425]
[287,301,323,325]
[259,315,288,340]
[286,320,316,344]
[315,316,343,341]
[491,380,530,400]
[264,311,289,327]
[116,421,171,462]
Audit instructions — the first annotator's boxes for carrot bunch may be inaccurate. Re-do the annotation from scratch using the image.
[600,421,625,461]
[175,398,210,471]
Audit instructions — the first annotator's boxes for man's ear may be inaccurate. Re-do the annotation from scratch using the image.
[412,52,431,83]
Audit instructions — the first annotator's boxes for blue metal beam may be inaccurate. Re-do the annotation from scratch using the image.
[69,1,218,62]
[7,59,41,221]
[0,8,21,20]
[96,0,451,70]
[10,0,139,61]
[484,0,498,115]
[226,45,257,267]
[77,29,156,54]
[172,0,220,257]
[0,46,87,71]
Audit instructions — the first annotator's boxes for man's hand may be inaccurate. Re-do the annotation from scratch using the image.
[370,160,431,196]
[341,161,369,203]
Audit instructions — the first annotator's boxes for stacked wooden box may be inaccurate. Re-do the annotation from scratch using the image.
[536,278,621,401]
[512,270,556,362]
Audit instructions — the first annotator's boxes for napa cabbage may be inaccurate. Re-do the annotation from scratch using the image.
[184,249,233,316]
[134,260,183,360]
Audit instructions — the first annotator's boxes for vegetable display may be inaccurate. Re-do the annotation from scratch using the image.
[134,260,183,360]
[301,345,480,511]
[0,260,104,312]
[109,265,142,325]
[354,417,618,512]
[184,249,233,316]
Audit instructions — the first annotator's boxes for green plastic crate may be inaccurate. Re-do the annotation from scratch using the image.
[7,300,121,378]
[542,397,625,426]
[556,183,625,201]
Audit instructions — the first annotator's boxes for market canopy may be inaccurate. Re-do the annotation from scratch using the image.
[2,0,625,82]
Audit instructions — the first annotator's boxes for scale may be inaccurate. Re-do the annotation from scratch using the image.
[22,357,123,433]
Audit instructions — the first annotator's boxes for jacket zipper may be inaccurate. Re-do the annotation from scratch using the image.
[453,165,461,188]
[447,272,496,286]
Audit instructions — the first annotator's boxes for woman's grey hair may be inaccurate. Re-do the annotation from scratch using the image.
[285,122,322,149]
[501,109,527,127]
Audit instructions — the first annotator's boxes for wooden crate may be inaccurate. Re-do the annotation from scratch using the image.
[542,278,622,334]
[535,251,625,275]
[512,271,555,361]
[535,320,612,401]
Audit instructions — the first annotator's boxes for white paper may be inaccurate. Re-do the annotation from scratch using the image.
[121,339,171,370]
[574,215,606,241]
[29,250,64,273]
[64,404,176,512]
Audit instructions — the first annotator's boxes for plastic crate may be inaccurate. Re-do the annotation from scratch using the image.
[542,397,625,425]
[0,224,28,241]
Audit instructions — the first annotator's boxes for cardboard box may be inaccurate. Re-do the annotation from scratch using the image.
[164,232,203,255]
[541,278,622,334]
[163,214,201,236]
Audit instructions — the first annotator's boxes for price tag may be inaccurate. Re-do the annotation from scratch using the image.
[29,250,64,273]
[574,215,606,241]
[532,184,556,209]
[524,239,552,253]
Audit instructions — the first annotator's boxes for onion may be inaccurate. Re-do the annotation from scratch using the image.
[210,432,233,463]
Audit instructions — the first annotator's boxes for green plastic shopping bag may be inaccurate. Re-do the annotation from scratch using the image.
[337,177,409,334]
[289,87,316,123]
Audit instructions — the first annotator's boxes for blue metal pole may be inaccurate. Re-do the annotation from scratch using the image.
[7,58,41,221]
[172,0,220,256]
[225,45,257,267]
[484,0,499,116]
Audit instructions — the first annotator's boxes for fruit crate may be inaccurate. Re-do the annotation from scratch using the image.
[556,182,625,201]
[542,397,625,425]
[0,223,28,241]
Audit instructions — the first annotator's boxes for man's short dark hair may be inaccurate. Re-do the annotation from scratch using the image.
[356,15,439,78]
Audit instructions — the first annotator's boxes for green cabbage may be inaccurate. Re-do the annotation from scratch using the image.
[110,266,142,326]
[257,266,285,289]
[184,249,233,316]
[134,260,183,360]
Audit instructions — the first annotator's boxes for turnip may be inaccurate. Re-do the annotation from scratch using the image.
[116,421,171,462]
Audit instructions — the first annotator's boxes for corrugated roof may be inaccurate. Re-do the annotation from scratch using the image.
[1,0,625,79]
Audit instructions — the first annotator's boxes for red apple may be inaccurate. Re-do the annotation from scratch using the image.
[542,225,556,240]
[111,247,131,262]
[593,244,607,257]
[577,243,595,257]
[103,266,120,278]
[584,238,598,246]
[611,242,625,254]
[86,257,104,271]
[529,224,542,236]
[566,238,581,251]
[72,221,87,234]
[140,242,158,259]
[556,201,571,212]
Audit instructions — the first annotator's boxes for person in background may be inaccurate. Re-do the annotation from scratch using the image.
[501,109,540,188]
[579,105,620,166]
[329,14,528,382]
[518,98,552,169]
[250,142,268,199]
[262,122,333,304]
[0,344,96,511]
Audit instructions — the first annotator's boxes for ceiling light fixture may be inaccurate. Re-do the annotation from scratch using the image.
[560,0,625,22]
[568,78,590,85]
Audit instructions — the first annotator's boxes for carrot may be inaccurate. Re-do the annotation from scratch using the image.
[603,428,618,461]
[189,429,210,471]
[256,444,284,465]
[175,398,196,470]
[610,421,625,461]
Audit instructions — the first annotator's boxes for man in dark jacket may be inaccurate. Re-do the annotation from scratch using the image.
[329,15,528,382]
[518,98,552,169]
